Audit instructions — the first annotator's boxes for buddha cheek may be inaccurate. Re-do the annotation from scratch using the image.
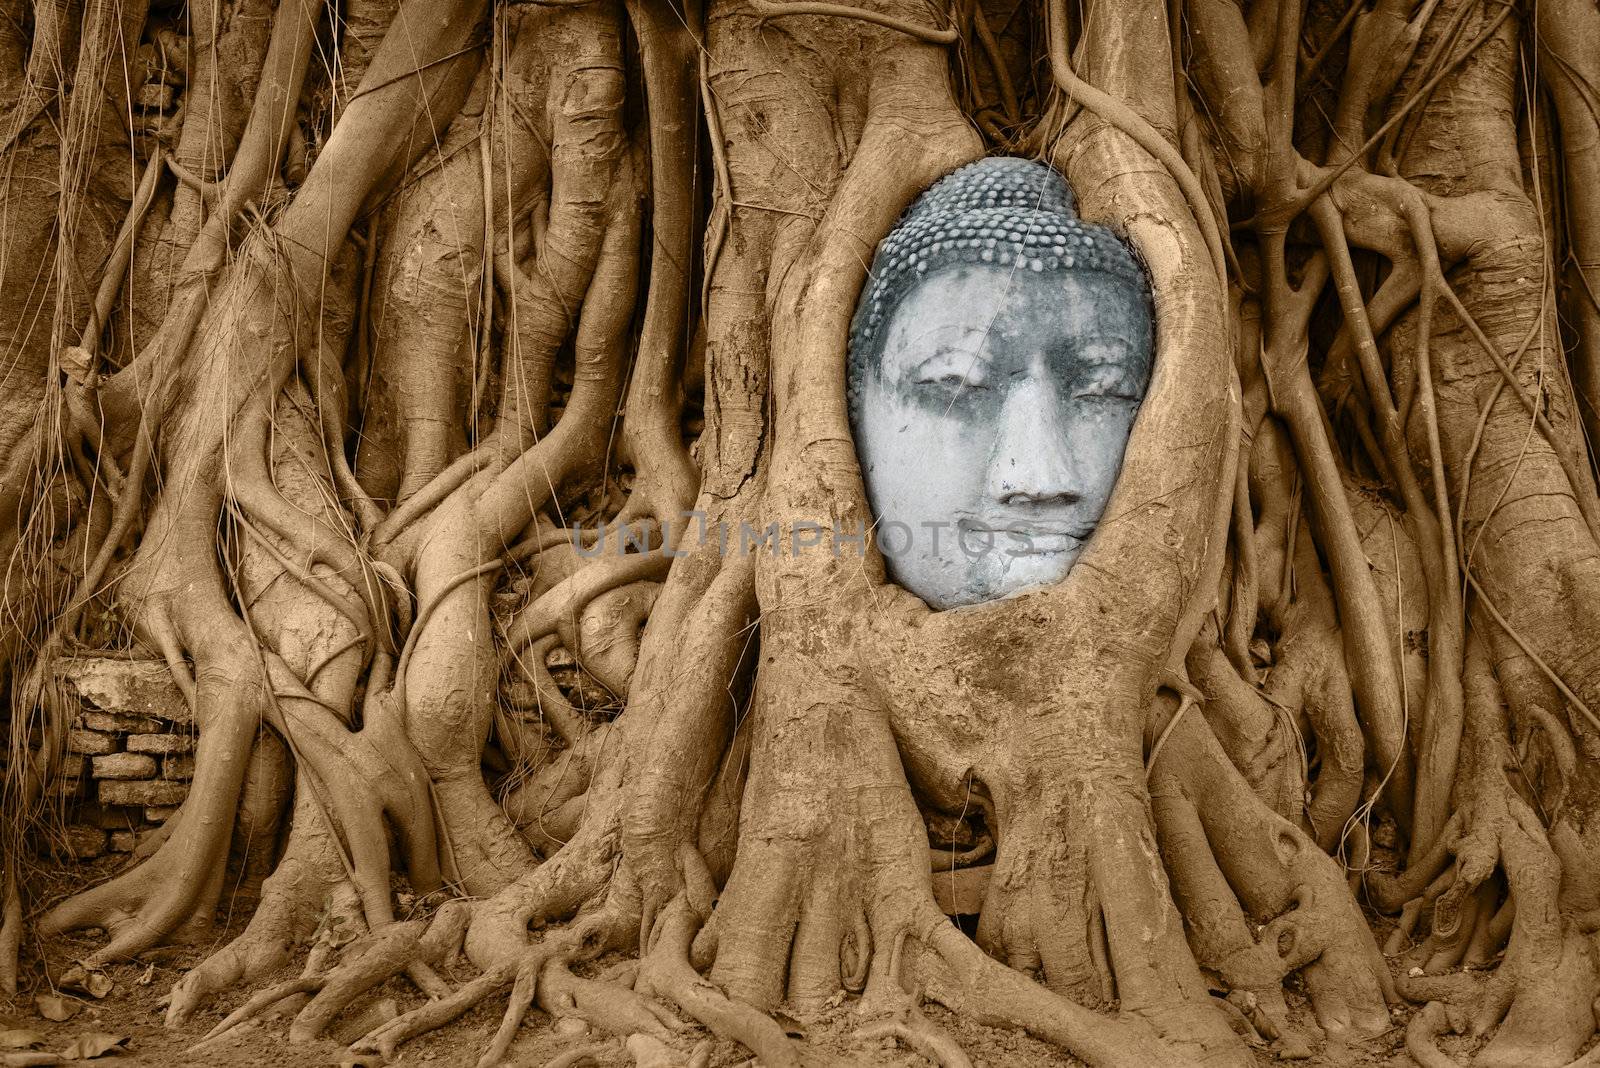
[858,395,981,534]
[1061,403,1138,519]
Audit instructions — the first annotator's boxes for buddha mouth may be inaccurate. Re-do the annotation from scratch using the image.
[957,518,1091,556]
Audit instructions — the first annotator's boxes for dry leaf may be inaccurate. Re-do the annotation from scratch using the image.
[0,1032,43,1051]
[58,1033,127,1060]
[58,967,112,1000]
[32,998,78,1024]
[58,346,93,385]
[134,965,154,988]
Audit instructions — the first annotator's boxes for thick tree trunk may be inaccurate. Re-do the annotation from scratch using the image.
[2,0,1598,1065]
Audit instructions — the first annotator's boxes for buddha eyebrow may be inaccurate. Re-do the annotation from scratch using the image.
[1047,334,1146,363]
[908,347,993,374]
[907,323,988,344]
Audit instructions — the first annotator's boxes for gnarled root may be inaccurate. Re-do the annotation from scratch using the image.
[857,1000,973,1068]
[39,632,268,962]
[638,894,798,1067]
[1151,704,1394,1043]
[166,788,360,1024]
[1370,632,1600,1067]
[196,900,470,1051]
[1406,1000,1468,1068]
[351,907,670,1064]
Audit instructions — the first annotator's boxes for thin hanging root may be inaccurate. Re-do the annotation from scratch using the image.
[78,147,168,356]
[858,1002,973,1068]
[637,895,802,1068]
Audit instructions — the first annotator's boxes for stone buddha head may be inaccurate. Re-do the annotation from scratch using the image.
[848,158,1155,611]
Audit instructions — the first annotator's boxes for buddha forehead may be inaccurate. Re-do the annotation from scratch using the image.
[877,265,1153,380]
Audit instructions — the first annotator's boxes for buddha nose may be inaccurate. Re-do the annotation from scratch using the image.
[986,377,1083,508]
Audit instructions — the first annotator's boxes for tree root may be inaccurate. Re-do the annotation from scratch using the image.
[1407,1000,1467,1068]
[165,792,358,1023]
[638,895,800,1068]
[194,900,471,1050]
[344,908,672,1065]
[857,995,973,1068]
[1153,707,1394,1041]
[910,914,1192,1067]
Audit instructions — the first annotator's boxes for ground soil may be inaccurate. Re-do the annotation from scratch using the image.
[17,859,1595,1067]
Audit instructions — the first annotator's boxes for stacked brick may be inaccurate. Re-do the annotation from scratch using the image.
[53,657,195,861]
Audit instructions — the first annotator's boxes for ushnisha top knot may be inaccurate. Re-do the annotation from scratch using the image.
[849,157,1148,368]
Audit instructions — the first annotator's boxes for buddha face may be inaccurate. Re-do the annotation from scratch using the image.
[851,264,1153,610]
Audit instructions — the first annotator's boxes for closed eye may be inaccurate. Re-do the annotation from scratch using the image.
[1075,387,1141,402]
[919,372,990,390]
[1072,367,1144,402]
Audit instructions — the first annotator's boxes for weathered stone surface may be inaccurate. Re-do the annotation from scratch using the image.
[108,830,138,852]
[162,755,195,780]
[56,657,189,724]
[144,805,178,822]
[127,733,194,755]
[91,752,157,779]
[98,779,186,807]
[75,802,141,829]
[66,729,117,755]
[930,864,992,916]
[80,711,165,734]
[47,826,106,860]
